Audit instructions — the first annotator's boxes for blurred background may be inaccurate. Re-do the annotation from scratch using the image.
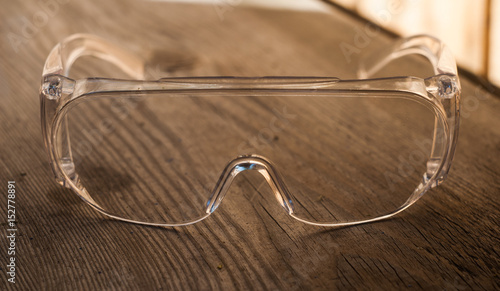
[330,0,500,85]
[162,0,500,85]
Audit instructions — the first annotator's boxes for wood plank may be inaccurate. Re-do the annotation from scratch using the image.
[0,0,498,290]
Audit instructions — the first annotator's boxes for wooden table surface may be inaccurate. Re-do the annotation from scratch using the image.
[0,0,499,290]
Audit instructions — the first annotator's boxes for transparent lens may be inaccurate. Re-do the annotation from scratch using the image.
[274,95,436,223]
[63,91,435,224]
[66,94,226,224]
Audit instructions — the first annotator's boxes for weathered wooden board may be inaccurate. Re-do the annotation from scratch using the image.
[0,0,498,290]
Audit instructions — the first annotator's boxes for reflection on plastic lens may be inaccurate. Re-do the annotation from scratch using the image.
[66,92,435,224]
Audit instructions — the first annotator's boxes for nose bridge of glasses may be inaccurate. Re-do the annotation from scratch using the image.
[204,155,295,215]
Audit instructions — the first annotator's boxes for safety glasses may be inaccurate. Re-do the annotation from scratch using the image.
[40,34,460,227]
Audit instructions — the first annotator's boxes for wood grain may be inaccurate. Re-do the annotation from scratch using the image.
[0,0,499,290]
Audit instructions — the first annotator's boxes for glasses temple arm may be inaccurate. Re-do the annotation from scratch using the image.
[358,35,460,188]
[357,34,458,79]
[42,33,145,79]
[41,34,144,187]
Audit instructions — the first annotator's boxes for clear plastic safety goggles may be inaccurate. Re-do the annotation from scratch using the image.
[40,34,460,227]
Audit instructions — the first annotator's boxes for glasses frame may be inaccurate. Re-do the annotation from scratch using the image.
[40,34,460,227]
